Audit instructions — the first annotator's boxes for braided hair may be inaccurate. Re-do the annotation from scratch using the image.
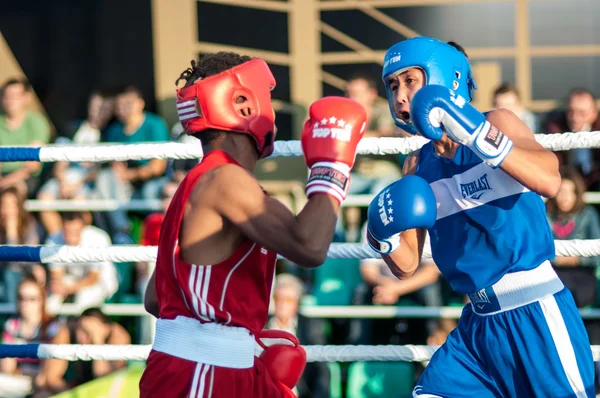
[175,52,254,146]
[176,52,253,86]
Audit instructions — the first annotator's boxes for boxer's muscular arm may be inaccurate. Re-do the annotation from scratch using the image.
[213,164,340,268]
[486,109,561,198]
[143,270,159,318]
[381,151,428,279]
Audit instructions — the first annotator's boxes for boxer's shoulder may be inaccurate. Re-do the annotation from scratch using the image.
[402,149,421,176]
[189,162,261,206]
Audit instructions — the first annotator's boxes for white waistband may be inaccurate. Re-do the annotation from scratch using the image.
[468,260,564,316]
[152,316,255,369]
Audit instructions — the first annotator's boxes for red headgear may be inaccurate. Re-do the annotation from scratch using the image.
[176,58,277,159]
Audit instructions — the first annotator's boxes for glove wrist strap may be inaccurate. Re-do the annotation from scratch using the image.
[366,227,401,255]
[472,121,514,168]
[305,161,351,204]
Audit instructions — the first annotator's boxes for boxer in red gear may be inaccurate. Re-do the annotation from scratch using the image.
[139,52,366,398]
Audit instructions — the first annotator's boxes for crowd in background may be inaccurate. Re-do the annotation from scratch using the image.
[1,74,600,397]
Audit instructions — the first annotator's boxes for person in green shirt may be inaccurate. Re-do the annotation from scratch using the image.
[94,85,169,243]
[0,78,50,197]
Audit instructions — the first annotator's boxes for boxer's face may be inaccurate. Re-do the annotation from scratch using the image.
[387,68,426,124]
[555,179,577,213]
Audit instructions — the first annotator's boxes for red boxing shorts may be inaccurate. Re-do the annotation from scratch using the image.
[139,351,294,398]
[139,317,296,398]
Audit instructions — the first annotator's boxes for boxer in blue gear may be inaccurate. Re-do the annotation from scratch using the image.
[367,36,595,397]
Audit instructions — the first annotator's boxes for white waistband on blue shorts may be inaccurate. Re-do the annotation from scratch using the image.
[467,260,564,316]
[152,316,255,369]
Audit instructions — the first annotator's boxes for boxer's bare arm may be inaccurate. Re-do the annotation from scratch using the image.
[212,164,340,267]
[382,151,428,279]
[486,109,561,197]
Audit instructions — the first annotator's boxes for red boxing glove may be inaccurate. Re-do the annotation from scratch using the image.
[301,97,367,204]
[257,330,307,389]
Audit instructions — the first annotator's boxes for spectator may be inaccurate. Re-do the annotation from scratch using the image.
[0,187,43,304]
[546,166,600,308]
[37,91,115,235]
[267,274,329,398]
[267,273,304,334]
[0,275,61,398]
[36,308,131,393]
[0,78,51,197]
[68,90,116,145]
[544,88,600,188]
[344,73,403,194]
[136,181,178,344]
[94,85,170,243]
[45,212,118,315]
[338,73,403,242]
[353,224,442,345]
[492,83,537,132]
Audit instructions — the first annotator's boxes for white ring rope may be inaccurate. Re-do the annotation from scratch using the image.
[18,239,600,264]
[26,131,600,162]
[10,344,600,362]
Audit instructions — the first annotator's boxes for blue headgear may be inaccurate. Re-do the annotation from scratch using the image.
[382,36,477,135]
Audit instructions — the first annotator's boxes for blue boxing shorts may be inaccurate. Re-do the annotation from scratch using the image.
[414,261,595,397]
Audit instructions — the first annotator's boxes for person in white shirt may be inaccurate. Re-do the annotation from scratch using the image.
[45,211,118,315]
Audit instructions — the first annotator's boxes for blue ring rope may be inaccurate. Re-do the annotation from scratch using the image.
[0,148,41,162]
[0,344,40,358]
[0,246,41,262]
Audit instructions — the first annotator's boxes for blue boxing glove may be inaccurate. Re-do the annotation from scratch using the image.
[366,175,437,254]
[411,84,513,168]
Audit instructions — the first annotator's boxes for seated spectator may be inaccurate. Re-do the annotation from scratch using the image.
[546,166,600,308]
[0,187,44,303]
[344,73,403,194]
[37,90,115,235]
[136,181,178,344]
[492,83,537,132]
[45,212,118,315]
[0,78,51,197]
[94,85,170,243]
[36,308,131,394]
[544,88,600,189]
[67,90,116,145]
[267,274,329,398]
[353,224,442,345]
[337,73,403,241]
[0,275,61,398]
[267,273,304,334]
